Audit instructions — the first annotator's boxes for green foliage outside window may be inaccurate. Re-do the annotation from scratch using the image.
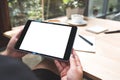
[44,0,65,20]
[8,0,42,27]
[8,0,65,27]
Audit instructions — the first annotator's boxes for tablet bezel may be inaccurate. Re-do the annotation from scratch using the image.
[15,20,77,61]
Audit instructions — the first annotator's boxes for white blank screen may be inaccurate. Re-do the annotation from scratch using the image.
[19,22,72,58]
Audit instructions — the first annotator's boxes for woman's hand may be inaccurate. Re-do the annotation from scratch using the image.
[54,49,83,80]
[2,28,27,59]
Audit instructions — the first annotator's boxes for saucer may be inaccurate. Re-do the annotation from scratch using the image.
[68,20,87,26]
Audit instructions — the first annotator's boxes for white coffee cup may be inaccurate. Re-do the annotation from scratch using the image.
[71,14,84,23]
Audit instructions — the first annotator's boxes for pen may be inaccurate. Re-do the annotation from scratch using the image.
[79,35,93,46]
[104,30,120,34]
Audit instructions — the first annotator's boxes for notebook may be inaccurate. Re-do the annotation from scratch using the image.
[86,26,108,34]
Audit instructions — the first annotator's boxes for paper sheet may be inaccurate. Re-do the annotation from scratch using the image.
[73,35,95,53]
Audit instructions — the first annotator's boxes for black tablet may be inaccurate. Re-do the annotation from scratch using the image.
[15,20,77,61]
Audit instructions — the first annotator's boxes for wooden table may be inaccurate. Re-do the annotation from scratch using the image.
[74,17,120,80]
[3,17,120,80]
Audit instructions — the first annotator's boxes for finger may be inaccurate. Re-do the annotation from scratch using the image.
[72,49,82,69]
[60,61,69,68]
[54,60,63,72]
[8,28,23,47]
[15,27,24,39]
[10,28,24,46]
[69,52,76,68]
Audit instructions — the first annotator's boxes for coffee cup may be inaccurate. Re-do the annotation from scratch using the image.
[71,14,84,23]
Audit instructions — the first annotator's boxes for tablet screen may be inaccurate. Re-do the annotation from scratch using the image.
[15,20,77,60]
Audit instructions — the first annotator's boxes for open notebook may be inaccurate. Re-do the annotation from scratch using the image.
[73,34,95,53]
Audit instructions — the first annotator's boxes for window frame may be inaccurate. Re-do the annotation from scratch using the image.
[0,0,11,48]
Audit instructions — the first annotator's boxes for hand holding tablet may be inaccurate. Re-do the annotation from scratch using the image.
[15,20,77,61]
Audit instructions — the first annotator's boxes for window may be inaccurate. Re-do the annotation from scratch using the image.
[107,0,119,14]
[106,0,120,20]
[8,0,42,27]
[88,0,105,17]
[88,0,120,19]
[43,0,65,20]
[8,0,64,27]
